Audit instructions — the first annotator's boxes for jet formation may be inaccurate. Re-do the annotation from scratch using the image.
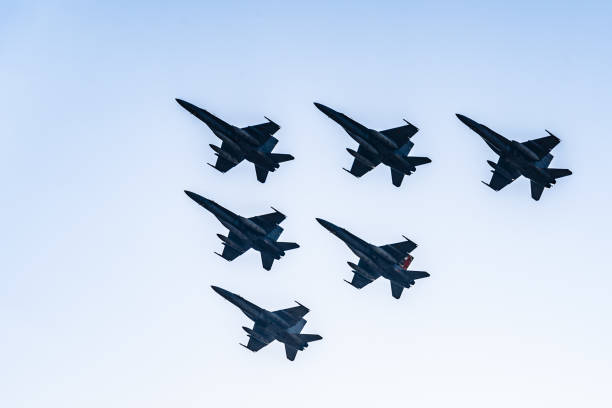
[314,102,431,187]
[316,218,429,299]
[176,98,294,183]
[456,114,572,200]
[177,97,573,361]
[185,191,299,270]
[211,286,322,361]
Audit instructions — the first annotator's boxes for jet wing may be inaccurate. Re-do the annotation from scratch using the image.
[209,141,243,173]
[260,252,275,271]
[216,231,249,261]
[530,180,545,201]
[484,158,520,191]
[285,345,298,361]
[258,136,279,153]
[522,133,560,160]
[379,238,418,260]
[242,119,280,144]
[390,168,405,187]
[346,272,375,289]
[380,122,419,146]
[255,165,269,183]
[273,302,309,326]
[243,323,273,352]
[346,144,382,177]
[346,259,380,289]
[390,281,405,299]
[249,210,286,231]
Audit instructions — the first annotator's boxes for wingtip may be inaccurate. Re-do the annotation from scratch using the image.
[343,279,358,288]
[401,235,417,246]
[214,252,229,260]
[294,300,308,310]
[342,167,359,177]
[403,118,418,130]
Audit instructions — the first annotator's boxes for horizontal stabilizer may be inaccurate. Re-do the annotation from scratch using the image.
[297,334,323,343]
[255,165,269,183]
[270,153,294,163]
[285,345,298,361]
[404,156,432,167]
[261,252,275,271]
[390,281,405,299]
[277,241,299,251]
[548,168,572,179]
[391,167,405,187]
[531,180,545,201]
[411,270,430,280]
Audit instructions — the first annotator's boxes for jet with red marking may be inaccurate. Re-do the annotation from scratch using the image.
[456,114,572,200]
[316,218,429,299]
[185,191,299,270]
[314,102,431,187]
[211,286,322,361]
[176,98,294,183]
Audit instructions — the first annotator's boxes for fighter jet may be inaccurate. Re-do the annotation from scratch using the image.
[211,286,322,361]
[314,102,431,187]
[176,98,294,183]
[185,191,299,270]
[456,114,572,201]
[316,218,429,299]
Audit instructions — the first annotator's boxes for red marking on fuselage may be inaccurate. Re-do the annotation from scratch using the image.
[401,254,414,270]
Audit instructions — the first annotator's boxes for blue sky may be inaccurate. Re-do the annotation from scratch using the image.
[1,1,611,407]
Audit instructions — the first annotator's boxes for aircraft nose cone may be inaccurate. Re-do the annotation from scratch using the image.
[316,218,336,232]
[211,285,232,300]
[455,113,478,130]
[455,113,469,124]
[184,190,213,209]
[176,98,194,111]
[313,102,336,117]
[176,98,213,122]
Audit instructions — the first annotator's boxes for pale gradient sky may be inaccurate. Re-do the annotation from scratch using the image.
[1,1,611,407]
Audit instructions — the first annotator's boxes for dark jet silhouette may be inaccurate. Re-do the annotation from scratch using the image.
[211,286,322,361]
[316,218,429,299]
[176,98,294,183]
[314,102,431,187]
[456,114,572,200]
[185,191,299,270]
